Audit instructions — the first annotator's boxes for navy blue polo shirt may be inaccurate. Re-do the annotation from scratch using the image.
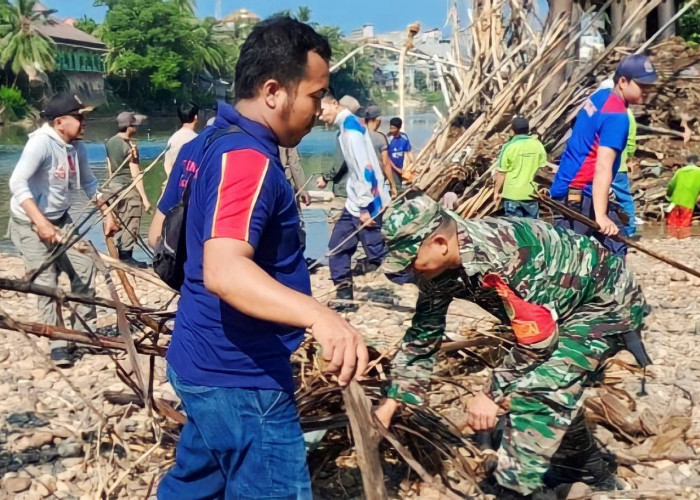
[158,102,237,214]
[166,106,311,393]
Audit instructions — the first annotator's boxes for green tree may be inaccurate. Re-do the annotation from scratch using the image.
[98,0,231,105]
[192,17,234,77]
[171,0,195,15]
[319,25,374,103]
[74,15,100,36]
[679,1,700,44]
[0,0,56,85]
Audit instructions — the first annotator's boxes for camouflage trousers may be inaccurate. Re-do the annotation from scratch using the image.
[388,305,626,494]
[491,308,623,495]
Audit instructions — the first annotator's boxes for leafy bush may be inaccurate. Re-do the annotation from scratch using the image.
[0,85,28,121]
[679,1,700,44]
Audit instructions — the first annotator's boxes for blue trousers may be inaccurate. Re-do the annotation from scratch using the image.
[610,171,636,237]
[503,199,539,218]
[328,208,387,285]
[554,193,627,258]
[158,366,311,500]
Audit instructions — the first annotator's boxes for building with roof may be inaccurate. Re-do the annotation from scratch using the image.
[217,8,261,36]
[33,4,107,102]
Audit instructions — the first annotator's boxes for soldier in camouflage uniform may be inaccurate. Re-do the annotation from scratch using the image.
[375,192,650,495]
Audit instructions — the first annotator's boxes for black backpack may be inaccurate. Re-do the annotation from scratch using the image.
[153,125,243,290]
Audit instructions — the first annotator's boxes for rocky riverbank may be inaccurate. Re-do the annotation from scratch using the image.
[0,234,698,498]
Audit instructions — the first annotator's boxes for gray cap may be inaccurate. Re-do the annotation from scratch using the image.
[117,111,146,128]
[338,95,361,114]
[365,105,381,120]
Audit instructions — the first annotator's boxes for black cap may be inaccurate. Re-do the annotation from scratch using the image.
[41,93,94,121]
[512,115,529,134]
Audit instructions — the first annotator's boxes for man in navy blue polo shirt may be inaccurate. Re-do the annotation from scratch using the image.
[148,101,237,249]
[550,55,657,256]
[158,18,368,499]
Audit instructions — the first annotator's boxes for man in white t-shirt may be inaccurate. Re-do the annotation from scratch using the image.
[164,102,199,177]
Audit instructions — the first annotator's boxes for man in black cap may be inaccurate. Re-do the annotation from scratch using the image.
[493,115,547,218]
[550,54,658,256]
[8,93,118,367]
[104,111,151,265]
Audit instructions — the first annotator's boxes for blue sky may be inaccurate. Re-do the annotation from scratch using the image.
[45,0,455,35]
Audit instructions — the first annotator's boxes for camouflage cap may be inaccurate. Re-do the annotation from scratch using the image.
[381,192,446,274]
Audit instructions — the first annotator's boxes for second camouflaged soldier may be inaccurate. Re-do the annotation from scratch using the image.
[375,193,651,496]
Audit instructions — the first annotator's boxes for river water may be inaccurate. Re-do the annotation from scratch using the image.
[0,112,437,262]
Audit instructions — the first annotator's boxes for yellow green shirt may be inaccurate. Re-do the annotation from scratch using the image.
[497,135,547,201]
[619,108,636,173]
[667,164,700,209]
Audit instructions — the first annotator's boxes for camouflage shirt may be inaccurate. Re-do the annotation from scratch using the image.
[387,215,649,405]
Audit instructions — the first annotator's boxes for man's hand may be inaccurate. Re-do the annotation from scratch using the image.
[359,210,374,227]
[298,191,311,206]
[493,193,502,205]
[596,214,619,236]
[316,177,328,189]
[375,398,400,429]
[466,392,499,431]
[103,212,119,236]
[390,185,398,198]
[142,198,152,213]
[310,309,369,387]
[35,220,59,244]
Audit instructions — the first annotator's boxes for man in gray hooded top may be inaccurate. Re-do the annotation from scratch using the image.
[8,93,117,367]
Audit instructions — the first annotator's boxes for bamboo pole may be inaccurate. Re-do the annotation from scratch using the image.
[535,194,700,279]
[0,322,166,356]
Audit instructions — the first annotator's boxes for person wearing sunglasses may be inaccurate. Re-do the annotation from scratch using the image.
[550,54,658,257]
[8,93,117,367]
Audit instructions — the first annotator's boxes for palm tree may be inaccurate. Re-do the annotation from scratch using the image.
[296,6,312,23]
[172,0,196,15]
[191,17,230,77]
[0,0,56,85]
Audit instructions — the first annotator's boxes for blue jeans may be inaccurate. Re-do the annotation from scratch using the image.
[610,171,636,237]
[503,199,539,218]
[158,366,311,500]
[328,208,387,285]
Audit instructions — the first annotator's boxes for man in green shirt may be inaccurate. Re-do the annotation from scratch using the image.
[493,116,547,218]
[103,111,151,266]
[666,155,700,236]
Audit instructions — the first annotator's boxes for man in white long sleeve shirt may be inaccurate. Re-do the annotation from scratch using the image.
[319,95,390,304]
[8,93,117,367]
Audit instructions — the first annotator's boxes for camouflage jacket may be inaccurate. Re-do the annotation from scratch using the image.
[388,216,649,405]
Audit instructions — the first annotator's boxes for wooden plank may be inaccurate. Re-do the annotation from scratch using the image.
[342,381,388,500]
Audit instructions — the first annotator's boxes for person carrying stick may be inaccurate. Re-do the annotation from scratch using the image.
[8,93,118,367]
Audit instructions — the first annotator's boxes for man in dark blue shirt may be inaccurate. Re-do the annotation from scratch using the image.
[157,18,368,499]
[387,116,415,189]
[148,101,237,249]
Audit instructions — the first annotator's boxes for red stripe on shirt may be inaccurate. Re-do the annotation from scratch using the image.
[211,149,269,241]
[600,92,627,114]
[570,136,599,189]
